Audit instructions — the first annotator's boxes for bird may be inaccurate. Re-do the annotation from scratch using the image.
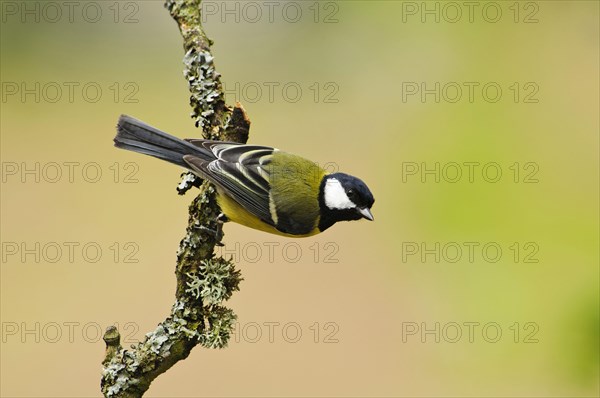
[114,115,374,237]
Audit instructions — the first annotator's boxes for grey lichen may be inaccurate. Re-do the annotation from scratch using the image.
[199,306,237,349]
[185,257,241,305]
[165,0,231,140]
[101,0,249,397]
[176,171,200,195]
[183,48,224,130]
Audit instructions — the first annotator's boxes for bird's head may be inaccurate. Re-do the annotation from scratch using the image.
[319,173,375,229]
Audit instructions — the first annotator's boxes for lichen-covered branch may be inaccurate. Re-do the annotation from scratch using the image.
[101,1,249,396]
[165,0,230,136]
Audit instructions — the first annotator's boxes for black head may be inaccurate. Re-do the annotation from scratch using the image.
[318,173,375,232]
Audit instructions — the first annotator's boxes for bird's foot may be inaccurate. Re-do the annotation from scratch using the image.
[197,213,228,246]
[197,225,224,246]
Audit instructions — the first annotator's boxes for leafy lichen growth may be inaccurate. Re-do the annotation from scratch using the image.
[185,258,242,305]
[199,306,237,349]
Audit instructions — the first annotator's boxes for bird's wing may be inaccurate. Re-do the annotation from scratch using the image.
[182,141,277,226]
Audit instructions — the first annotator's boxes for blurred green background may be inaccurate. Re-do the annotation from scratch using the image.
[1,1,598,396]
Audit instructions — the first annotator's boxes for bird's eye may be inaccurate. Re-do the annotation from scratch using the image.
[346,189,355,197]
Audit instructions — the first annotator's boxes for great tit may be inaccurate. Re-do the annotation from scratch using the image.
[114,115,375,237]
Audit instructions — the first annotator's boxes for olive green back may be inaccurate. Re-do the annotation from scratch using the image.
[269,152,326,235]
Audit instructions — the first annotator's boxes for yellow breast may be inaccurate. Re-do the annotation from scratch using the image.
[217,191,320,237]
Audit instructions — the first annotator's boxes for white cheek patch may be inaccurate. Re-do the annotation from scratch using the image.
[324,178,355,210]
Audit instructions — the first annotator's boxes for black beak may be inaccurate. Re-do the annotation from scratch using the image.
[357,207,374,221]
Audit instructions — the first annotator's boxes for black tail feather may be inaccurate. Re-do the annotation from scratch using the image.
[114,115,211,169]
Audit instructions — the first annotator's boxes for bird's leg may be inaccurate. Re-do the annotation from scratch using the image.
[197,213,228,246]
[214,213,228,246]
[216,213,229,223]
